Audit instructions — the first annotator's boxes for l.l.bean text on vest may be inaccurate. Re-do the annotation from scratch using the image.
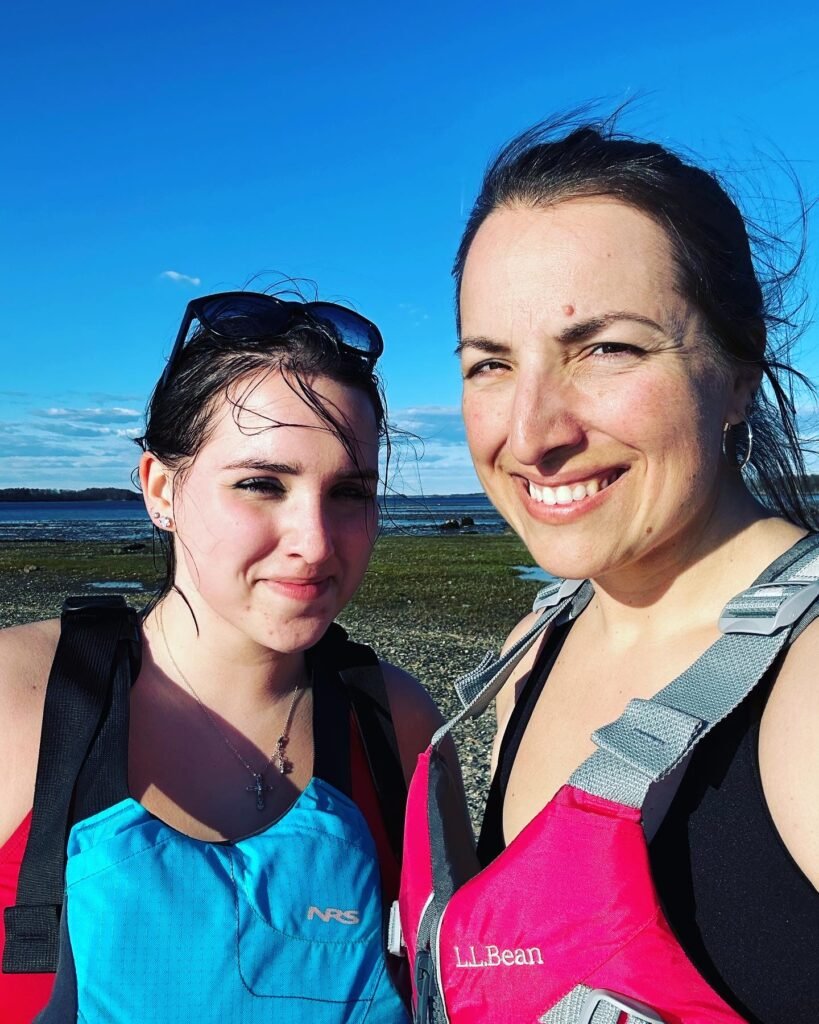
[453,944,543,968]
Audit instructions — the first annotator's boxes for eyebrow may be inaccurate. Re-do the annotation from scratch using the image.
[222,458,379,482]
[223,459,304,474]
[455,311,669,355]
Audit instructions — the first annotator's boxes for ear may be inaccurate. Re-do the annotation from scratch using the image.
[726,362,763,426]
[139,450,175,531]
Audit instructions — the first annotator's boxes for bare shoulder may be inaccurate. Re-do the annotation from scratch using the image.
[379,661,444,783]
[0,618,60,843]
[758,616,819,887]
[0,618,60,711]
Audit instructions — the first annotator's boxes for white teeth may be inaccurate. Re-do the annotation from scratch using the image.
[528,473,616,505]
[556,485,573,505]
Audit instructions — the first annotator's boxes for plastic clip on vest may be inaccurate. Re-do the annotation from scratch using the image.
[398,534,819,1024]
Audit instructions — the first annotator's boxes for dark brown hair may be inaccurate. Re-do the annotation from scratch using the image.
[454,113,816,529]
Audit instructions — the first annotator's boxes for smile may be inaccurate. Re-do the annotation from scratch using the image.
[527,471,622,506]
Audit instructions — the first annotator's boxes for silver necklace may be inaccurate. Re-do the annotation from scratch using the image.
[162,631,302,811]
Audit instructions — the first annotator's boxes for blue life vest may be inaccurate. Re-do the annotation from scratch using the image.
[4,599,409,1023]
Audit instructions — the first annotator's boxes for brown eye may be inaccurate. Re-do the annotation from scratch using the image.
[465,359,509,378]
[334,485,376,503]
[235,477,285,495]
[590,342,644,357]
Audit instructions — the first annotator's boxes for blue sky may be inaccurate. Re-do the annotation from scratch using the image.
[2,1,818,494]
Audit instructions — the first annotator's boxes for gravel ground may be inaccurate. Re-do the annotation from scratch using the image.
[339,604,503,826]
[0,534,543,827]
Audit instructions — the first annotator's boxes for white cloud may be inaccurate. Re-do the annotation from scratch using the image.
[160,270,201,286]
[382,405,479,494]
[0,399,144,488]
[39,407,141,422]
[391,405,466,444]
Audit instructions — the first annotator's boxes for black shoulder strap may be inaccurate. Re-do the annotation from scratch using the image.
[318,623,407,864]
[3,596,139,974]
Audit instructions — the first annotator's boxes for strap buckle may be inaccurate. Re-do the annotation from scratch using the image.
[580,989,667,1024]
[533,577,585,613]
[719,580,819,636]
[387,900,405,957]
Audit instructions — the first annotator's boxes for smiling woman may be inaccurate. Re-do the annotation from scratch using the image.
[458,197,753,583]
[0,290,444,1023]
[399,117,819,1024]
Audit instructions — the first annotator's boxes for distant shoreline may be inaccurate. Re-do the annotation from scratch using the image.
[0,489,142,502]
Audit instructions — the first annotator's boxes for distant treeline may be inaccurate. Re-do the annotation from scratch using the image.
[0,488,142,502]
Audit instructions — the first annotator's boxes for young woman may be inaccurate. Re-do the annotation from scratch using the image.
[400,120,819,1023]
[0,292,441,1022]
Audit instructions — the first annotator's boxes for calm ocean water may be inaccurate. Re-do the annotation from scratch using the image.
[0,496,506,543]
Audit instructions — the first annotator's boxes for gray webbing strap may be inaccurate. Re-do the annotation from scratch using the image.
[433,579,592,747]
[540,984,667,1024]
[453,579,579,709]
[570,535,819,807]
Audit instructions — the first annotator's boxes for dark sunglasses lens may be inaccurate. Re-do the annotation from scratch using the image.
[197,295,291,338]
[308,303,383,359]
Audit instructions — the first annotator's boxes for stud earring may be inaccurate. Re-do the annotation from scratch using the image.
[152,510,173,529]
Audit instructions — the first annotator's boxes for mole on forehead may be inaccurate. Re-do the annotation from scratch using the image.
[562,304,575,317]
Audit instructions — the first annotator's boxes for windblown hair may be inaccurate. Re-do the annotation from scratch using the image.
[454,112,817,530]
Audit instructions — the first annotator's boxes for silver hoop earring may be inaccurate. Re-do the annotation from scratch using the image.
[722,420,753,471]
[152,510,173,530]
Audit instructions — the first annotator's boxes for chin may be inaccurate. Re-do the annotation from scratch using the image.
[519,532,617,584]
[260,616,337,656]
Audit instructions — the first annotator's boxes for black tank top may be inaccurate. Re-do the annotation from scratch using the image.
[478,622,819,1024]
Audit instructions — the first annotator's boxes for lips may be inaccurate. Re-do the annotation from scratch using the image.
[262,576,333,601]
[527,470,623,506]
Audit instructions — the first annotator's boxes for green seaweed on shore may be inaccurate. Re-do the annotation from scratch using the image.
[0,533,543,709]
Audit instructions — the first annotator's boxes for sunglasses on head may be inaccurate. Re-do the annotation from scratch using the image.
[161,291,384,387]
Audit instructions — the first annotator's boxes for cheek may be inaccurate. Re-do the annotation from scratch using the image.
[336,516,377,586]
[462,388,509,461]
[176,490,277,569]
[637,379,725,482]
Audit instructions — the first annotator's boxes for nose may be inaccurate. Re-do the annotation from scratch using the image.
[283,497,336,566]
[508,373,586,468]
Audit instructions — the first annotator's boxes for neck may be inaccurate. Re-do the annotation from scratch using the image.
[142,589,307,712]
[588,484,805,648]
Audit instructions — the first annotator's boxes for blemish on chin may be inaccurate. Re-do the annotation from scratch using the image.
[562,304,575,317]
[646,526,653,535]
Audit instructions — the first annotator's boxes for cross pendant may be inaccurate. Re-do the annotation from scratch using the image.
[247,773,272,812]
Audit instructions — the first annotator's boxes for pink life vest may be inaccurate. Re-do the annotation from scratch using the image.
[398,535,819,1024]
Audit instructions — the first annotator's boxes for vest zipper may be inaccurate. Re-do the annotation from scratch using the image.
[414,948,433,1024]
[431,904,451,1023]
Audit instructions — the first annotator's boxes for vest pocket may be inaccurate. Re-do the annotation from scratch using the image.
[229,827,385,1010]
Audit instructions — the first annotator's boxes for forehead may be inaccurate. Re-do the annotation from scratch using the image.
[199,370,379,466]
[460,198,682,330]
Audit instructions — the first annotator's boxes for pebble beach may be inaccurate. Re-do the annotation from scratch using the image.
[0,532,545,825]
